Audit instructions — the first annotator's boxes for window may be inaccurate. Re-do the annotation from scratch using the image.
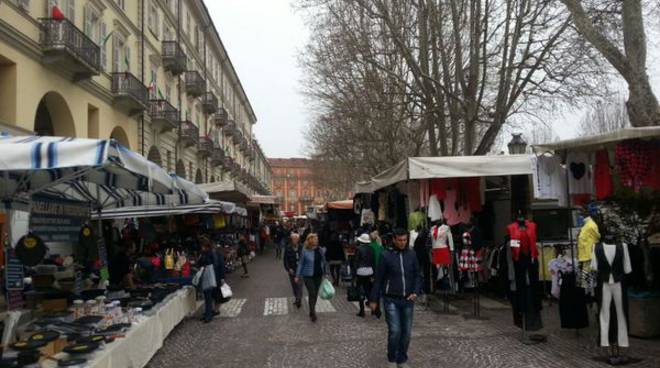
[164,26,173,41]
[47,0,73,20]
[149,63,157,99]
[194,25,199,51]
[166,150,171,172]
[115,0,125,11]
[113,36,131,73]
[148,1,160,39]
[16,0,30,13]
[165,83,171,102]
[185,11,191,38]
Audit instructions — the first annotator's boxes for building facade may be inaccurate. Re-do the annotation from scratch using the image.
[0,0,271,194]
[269,158,352,215]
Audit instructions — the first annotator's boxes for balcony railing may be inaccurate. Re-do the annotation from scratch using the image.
[201,92,218,114]
[184,71,205,97]
[149,100,179,132]
[223,120,236,137]
[179,120,199,148]
[198,136,214,158]
[211,147,224,166]
[40,18,100,77]
[212,108,228,128]
[162,41,187,75]
[112,72,148,111]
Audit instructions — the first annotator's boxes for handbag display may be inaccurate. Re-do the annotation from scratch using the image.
[164,249,174,270]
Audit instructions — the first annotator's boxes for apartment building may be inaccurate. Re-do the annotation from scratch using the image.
[269,158,352,215]
[0,0,271,194]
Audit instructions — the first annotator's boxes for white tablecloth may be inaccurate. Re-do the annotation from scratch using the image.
[41,286,197,368]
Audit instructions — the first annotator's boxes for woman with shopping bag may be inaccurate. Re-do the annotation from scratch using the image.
[196,238,217,323]
[295,233,328,322]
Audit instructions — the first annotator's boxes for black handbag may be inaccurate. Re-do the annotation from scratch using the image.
[347,285,361,302]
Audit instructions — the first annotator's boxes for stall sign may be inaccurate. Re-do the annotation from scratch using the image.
[5,249,24,290]
[29,196,89,243]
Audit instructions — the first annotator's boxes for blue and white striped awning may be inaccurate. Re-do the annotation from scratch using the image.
[91,199,233,220]
[0,136,207,209]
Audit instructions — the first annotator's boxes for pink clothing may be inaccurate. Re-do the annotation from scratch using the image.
[443,190,471,226]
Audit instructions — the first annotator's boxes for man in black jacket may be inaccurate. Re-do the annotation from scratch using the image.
[370,228,423,368]
[283,233,303,308]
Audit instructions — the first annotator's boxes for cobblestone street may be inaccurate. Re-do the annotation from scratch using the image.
[147,250,660,368]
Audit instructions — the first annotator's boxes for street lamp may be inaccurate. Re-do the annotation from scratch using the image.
[507,133,528,155]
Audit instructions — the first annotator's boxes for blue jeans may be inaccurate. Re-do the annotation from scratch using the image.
[384,297,414,364]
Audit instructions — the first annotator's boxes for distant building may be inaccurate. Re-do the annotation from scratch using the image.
[269,158,352,215]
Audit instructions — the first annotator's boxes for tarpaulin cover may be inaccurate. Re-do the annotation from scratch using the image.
[355,155,533,193]
[532,127,660,153]
[325,200,354,210]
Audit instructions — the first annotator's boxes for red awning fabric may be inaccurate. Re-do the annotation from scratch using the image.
[325,200,353,210]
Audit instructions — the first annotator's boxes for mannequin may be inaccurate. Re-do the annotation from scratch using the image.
[506,212,544,338]
[591,225,632,362]
[431,219,454,267]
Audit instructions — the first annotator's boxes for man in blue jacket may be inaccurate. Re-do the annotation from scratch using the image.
[370,228,423,368]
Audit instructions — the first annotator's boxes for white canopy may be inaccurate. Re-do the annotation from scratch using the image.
[532,127,660,153]
[91,200,234,220]
[0,136,207,209]
[198,180,251,203]
[355,155,533,193]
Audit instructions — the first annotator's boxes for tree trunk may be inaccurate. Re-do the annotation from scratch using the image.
[626,74,660,127]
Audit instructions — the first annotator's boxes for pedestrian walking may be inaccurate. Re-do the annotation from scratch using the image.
[211,239,226,315]
[325,233,345,286]
[237,234,250,278]
[370,228,423,368]
[354,233,377,318]
[295,233,327,322]
[197,238,217,323]
[283,232,303,308]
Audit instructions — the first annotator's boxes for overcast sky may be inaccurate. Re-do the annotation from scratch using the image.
[207,1,660,158]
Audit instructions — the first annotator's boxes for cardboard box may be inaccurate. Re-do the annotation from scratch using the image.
[40,298,68,312]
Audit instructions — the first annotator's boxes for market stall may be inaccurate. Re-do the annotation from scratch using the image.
[0,136,208,367]
[532,127,660,341]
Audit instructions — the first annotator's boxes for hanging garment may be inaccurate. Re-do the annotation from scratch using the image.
[506,221,539,261]
[458,247,481,272]
[577,217,600,262]
[592,243,632,347]
[566,152,593,205]
[409,230,419,249]
[418,179,430,208]
[558,272,590,329]
[510,254,544,331]
[443,190,471,226]
[429,178,452,201]
[531,155,565,200]
[538,246,555,282]
[548,256,575,299]
[616,139,660,192]
[407,181,421,212]
[463,177,483,213]
[594,149,614,200]
[377,193,388,221]
[431,224,453,265]
[428,194,443,222]
[408,211,426,231]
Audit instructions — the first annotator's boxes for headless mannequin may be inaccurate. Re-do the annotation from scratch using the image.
[591,229,632,361]
[430,219,453,276]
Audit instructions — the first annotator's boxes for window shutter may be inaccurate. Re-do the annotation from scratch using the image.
[99,22,107,70]
[83,4,92,37]
[112,36,119,72]
[66,0,74,22]
[125,45,131,73]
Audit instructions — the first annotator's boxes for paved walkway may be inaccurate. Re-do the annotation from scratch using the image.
[146,249,660,368]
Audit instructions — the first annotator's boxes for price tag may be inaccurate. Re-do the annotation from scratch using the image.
[510,239,521,248]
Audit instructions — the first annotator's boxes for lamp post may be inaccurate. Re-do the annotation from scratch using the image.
[507,133,528,155]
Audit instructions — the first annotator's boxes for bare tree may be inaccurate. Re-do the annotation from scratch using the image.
[297,0,610,180]
[560,0,660,127]
[578,96,630,136]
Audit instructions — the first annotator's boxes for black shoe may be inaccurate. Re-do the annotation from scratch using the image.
[294,300,301,309]
[310,314,317,322]
[357,311,365,318]
[213,311,220,316]
[374,310,382,319]
[202,319,212,323]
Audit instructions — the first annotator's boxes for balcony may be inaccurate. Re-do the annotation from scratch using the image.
[212,108,228,128]
[201,92,218,114]
[178,120,199,148]
[198,136,214,158]
[232,127,243,144]
[223,120,236,137]
[184,71,205,97]
[40,18,100,79]
[210,147,224,167]
[149,99,179,132]
[239,139,249,153]
[111,72,148,114]
[162,41,186,75]
[223,156,234,169]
